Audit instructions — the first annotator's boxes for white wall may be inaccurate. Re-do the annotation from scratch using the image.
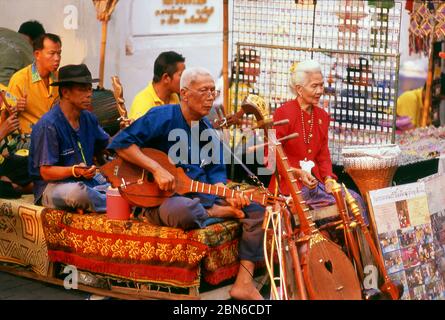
[0,0,423,105]
[0,0,223,107]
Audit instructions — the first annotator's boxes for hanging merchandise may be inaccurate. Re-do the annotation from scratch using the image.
[409,2,433,55]
[336,0,368,55]
[368,1,396,53]
[435,3,445,40]
[408,1,445,56]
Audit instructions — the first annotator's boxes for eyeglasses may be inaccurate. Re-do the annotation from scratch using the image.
[184,87,220,97]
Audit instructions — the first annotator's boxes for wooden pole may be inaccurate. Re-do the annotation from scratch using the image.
[223,0,229,115]
[420,22,437,127]
[99,20,108,89]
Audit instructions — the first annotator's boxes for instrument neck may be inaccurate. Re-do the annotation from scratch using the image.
[275,142,315,234]
[187,179,271,207]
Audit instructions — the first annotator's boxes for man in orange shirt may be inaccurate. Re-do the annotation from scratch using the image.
[7,33,62,134]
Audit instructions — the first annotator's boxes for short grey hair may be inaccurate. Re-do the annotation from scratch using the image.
[289,60,323,94]
[180,67,214,89]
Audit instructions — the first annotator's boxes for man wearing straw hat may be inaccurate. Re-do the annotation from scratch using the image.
[29,64,110,213]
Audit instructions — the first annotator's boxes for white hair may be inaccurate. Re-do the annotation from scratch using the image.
[289,60,323,94]
[180,67,214,89]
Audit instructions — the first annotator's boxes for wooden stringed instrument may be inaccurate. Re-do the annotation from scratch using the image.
[330,181,365,282]
[344,185,403,300]
[100,147,284,208]
[110,76,130,123]
[242,94,362,300]
[0,87,30,156]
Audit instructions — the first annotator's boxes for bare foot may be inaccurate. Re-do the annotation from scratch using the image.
[229,282,264,300]
[207,204,245,219]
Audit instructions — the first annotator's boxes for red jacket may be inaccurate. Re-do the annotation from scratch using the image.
[268,99,336,195]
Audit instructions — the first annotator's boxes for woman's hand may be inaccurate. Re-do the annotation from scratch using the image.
[324,176,336,193]
[16,95,27,113]
[293,167,318,189]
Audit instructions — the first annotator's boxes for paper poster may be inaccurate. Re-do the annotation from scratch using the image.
[369,182,444,300]
[422,174,445,300]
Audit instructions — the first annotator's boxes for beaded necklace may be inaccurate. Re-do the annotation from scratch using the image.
[300,106,314,145]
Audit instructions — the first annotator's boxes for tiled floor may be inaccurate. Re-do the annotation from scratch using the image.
[0,272,90,300]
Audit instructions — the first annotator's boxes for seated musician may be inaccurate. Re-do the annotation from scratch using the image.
[28,64,110,212]
[128,51,186,120]
[269,60,368,224]
[108,67,265,300]
[0,101,31,196]
[7,33,62,134]
[0,33,62,196]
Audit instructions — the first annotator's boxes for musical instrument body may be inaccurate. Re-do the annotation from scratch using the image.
[100,147,282,208]
[90,88,121,136]
[242,95,362,300]
[299,234,362,299]
[344,187,402,300]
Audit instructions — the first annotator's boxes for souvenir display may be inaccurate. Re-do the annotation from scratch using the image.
[231,0,402,164]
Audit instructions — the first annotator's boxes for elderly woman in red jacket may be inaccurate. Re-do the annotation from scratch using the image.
[268,60,368,224]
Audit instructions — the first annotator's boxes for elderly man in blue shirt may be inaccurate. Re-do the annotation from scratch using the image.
[29,64,110,212]
[108,67,265,300]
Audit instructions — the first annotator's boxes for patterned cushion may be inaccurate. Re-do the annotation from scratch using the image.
[41,208,242,288]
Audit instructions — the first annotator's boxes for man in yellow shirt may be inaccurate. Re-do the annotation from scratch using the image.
[6,33,61,134]
[396,86,425,128]
[129,51,185,120]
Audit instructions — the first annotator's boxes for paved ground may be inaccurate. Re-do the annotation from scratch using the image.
[0,271,90,300]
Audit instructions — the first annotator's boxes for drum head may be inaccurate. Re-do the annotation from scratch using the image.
[91,88,121,136]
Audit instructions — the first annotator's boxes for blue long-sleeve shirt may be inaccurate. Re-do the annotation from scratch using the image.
[29,104,110,203]
[108,104,227,208]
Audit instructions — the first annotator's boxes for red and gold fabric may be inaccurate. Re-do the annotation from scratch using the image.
[41,209,242,288]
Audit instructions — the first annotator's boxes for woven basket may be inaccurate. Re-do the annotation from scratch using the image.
[345,166,398,199]
[342,144,400,199]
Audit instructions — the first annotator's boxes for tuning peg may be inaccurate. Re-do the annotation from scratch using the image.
[246,132,298,153]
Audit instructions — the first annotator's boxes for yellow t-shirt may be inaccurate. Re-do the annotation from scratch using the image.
[228,82,253,115]
[396,87,423,128]
[128,82,180,120]
[6,63,58,134]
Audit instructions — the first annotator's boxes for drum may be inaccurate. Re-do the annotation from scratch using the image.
[341,144,401,200]
[90,88,121,136]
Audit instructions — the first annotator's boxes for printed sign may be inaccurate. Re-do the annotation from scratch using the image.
[369,182,445,300]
